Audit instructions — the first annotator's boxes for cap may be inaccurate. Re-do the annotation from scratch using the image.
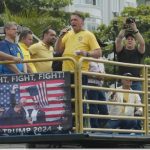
[125,33,135,39]
[123,72,133,77]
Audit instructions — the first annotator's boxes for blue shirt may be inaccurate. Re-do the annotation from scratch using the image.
[0,40,24,74]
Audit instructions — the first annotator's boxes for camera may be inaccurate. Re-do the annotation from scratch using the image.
[126,17,135,24]
[123,17,135,34]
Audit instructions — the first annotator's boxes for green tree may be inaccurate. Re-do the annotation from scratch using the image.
[0,0,72,14]
[0,0,73,37]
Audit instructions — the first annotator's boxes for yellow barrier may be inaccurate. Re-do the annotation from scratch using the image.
[78,57,148,135]
[1,56,150,135]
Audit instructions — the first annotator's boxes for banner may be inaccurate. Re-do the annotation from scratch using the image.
[0,72,72,136]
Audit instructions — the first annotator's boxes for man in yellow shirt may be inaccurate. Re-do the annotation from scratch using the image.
[55,11,102,72]
[29,28,56,73]
[19,30,37,73]
[55,11,102,117]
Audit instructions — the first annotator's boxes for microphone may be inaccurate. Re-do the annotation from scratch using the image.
[58,26,72,37]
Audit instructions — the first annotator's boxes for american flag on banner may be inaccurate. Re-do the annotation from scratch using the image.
[26,82,49,108]
[19,79,67,122]
[0,72,72,135]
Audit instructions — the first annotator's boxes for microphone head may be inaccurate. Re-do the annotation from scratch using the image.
[66,25,72,31]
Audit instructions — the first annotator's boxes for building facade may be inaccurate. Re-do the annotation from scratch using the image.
[137,0,150,5]
[64,0,137,30]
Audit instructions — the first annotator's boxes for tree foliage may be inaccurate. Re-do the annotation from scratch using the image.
[0,0,72,13]
[0,0,73,37]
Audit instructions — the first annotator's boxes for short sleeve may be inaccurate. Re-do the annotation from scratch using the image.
[88,32,100,51]
[29,44,37,55]
[0,41,10,54]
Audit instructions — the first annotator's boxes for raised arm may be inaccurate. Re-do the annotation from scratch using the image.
[130,22,145,54]
[115,29,125,53]
[54,27,70,54]
[54,36,65,54]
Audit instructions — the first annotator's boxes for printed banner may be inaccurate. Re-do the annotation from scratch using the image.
[0,72,72,136]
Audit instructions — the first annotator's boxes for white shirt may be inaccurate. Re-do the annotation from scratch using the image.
[89,58,105,73]
[108,86,142,117]
[88,57,105,86]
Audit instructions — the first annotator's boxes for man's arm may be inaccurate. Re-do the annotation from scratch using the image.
[115,29,125,53]
[88,48,102,58]
[54,27,70,54]
[130,22,145,54]
[54,36,65,54]
[75,48,102,58]
[6,64,22,74]
[0,51,22,63]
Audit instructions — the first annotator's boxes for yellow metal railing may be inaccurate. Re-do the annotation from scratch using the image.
[146,65,150,134]
[78,57,148,135]
[1,57,150,135]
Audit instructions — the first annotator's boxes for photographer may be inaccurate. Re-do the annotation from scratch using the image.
[115,17,145,91]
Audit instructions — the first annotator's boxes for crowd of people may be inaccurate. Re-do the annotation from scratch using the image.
[0,11,145,133]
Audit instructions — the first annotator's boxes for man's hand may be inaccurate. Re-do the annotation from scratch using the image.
[75,50,89,57]
[134,109,142,116]
[12,57,23,63]
[58,26,71,38]
[129,22,138,32]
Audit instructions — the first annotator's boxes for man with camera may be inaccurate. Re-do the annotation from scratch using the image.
[115,17,145,91]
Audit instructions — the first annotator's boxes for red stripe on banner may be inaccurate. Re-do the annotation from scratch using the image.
[47,93,64,97]
[47,87,64,90]
[41,107,65,112]
[0,122,61,128]
[48,100,65,104]
[46,114,64,118]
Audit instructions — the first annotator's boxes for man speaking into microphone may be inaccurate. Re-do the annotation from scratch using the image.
[55,11,102,121]
[55,11,102,72]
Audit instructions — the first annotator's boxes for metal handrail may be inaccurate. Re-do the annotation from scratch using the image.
[0,57,79,133]
[78,57,148,134]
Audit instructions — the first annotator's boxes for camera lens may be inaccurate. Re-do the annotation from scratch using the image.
[126,17,135,24]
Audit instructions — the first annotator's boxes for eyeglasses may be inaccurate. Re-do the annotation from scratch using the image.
[8,28,18,31]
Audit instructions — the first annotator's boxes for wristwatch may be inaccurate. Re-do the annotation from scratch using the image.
[134,30,139,34]
[86,52,90,57]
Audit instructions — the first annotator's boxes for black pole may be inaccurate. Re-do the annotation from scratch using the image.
[112,18,118,88]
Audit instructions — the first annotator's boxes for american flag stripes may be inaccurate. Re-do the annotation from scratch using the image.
[26,82,49,108]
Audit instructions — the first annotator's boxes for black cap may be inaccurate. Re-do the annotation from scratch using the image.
[123,72,133,77]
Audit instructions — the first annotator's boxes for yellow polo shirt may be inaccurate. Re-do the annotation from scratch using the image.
[62,30,100,71]
[19,42,37,73]
[29,41,53,72]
